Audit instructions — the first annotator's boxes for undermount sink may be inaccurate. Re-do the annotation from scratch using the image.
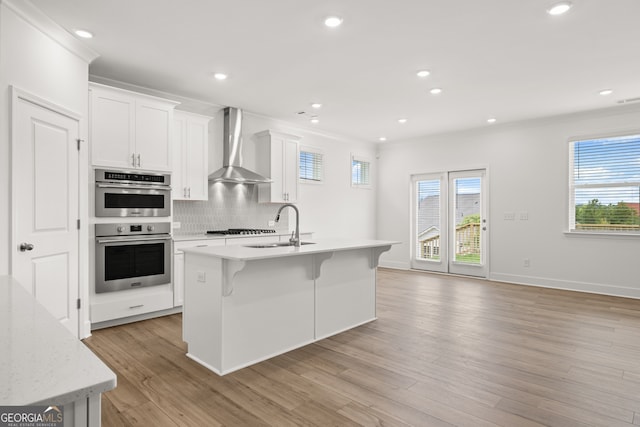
[244,242,316,248]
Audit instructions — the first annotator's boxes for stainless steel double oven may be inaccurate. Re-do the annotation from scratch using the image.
[94,169,172,294]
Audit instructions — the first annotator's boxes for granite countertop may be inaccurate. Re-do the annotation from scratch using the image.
[181,238,399,261]
[0,276,116,405]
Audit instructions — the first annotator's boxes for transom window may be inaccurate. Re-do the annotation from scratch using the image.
[351,154,371,187]
[299,147,324,183]
[569,134,640,233]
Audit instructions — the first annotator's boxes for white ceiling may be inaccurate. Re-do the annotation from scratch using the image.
[31,0,640,143]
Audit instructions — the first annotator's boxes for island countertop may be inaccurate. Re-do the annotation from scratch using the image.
[0,276,116,406]
[181,238,399,261]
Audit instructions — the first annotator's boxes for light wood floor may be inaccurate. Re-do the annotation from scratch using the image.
[84,269,640,427]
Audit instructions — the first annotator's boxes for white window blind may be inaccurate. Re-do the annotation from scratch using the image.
[299,148,323,182]
[569,134,640,233]
[351,155,371,187]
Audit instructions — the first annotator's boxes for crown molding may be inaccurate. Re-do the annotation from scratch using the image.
[1,0,99,63]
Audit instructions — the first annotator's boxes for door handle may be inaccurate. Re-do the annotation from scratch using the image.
[19,242,34,252]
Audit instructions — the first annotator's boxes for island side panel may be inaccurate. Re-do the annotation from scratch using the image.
[221,256,315,374]
[315,248,377,340]
[183,252,224,373]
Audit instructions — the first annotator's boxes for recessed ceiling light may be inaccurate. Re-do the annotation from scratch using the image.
[310,116,319,124]
[74,29,93,38]
[430,88,442,95]
[599,89,613,96]
[213,73,228,80]
[398,118,407,124]
[379,137,387,142]
[416,70,430,78]
[324,16,343,28]
[487,118,497,124]
[311,103,322,109]
[547,2,572,15]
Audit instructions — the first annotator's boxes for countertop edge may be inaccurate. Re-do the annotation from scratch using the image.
[181,239,400,261]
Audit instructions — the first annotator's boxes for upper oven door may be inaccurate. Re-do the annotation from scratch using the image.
[95,183,171,217]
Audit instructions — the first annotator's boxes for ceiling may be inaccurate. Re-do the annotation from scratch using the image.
[31,0,640,143]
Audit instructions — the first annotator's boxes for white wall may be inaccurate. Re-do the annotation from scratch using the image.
[0,0,96,335]
[209,112,378,239]
[377,103,640,298]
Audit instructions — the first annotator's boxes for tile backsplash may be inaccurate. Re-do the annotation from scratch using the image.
[173,183,288,234]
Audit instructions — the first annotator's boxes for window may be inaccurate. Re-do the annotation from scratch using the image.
[351,154,371,187]
[569,133,640,233]
[299,147,323,183]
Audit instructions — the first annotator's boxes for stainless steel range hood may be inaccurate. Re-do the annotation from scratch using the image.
[208,107,271,184]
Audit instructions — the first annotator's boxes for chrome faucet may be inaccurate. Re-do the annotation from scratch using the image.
[275,203,300,247]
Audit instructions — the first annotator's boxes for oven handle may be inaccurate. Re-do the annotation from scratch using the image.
[96,235,172,244]
[96,183,171,191]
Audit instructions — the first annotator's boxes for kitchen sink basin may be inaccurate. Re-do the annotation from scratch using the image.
[244,242,315,248]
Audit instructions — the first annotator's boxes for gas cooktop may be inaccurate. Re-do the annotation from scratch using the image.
[206,228,278,236]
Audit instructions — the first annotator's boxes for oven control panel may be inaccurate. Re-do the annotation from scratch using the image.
[95,222,171,237]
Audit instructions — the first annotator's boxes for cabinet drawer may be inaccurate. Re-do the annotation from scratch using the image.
[91,289,173,323]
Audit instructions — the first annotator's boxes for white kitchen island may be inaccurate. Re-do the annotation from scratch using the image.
[181,239,397,375]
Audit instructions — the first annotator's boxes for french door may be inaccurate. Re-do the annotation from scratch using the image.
[411,169,488,278]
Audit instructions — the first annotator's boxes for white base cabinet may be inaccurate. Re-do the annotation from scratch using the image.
[172,111,211,200]
[89,83,178,171]
[255,130,301,203]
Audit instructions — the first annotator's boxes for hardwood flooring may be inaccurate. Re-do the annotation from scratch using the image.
[83,269,640,426]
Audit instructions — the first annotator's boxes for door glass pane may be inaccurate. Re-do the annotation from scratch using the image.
[416,179,441,261]
[453,177,481,264]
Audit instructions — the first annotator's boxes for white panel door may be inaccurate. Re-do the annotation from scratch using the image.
[12,94,80,337]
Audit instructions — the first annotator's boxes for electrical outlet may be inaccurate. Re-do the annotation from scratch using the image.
[519,211,529,221]
[523,258,530,268]
[172,221,181,229]
[268,220,275,227]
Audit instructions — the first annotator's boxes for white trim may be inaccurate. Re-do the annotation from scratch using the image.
[490,272,640,300]
[1,0,99,63]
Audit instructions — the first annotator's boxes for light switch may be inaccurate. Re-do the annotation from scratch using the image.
[504,212,515,220]
[519,211,529,220]
[197,271,206,282]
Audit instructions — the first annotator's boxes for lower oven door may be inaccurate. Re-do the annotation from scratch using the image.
[95,183,171,217]
[95,235,172,293]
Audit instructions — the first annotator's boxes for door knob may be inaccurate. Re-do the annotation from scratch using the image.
[19,242,34,252]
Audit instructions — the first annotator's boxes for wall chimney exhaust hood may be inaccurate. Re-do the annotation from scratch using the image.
[208,107,271,184]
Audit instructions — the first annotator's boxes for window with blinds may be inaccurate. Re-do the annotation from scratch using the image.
[299,148,323,183]
[352,155,371,187]
[569,134,640,233]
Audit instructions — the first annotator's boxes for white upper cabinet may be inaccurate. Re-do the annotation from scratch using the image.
[172,110,211,200]
[256,130,301,203]
[89,83,178,171]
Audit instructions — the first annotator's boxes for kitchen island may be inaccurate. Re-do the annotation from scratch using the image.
[181,239,397,375]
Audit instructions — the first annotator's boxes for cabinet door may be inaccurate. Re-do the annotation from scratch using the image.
[184,118,209,200]
[283,139,299,202]
[90,87,135,168]
[172,115,186,200]
[173,253,184,307]
[135,100,173,171]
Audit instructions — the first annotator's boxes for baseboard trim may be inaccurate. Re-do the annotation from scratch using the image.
[490,272,640,300]
[378,260,410,270]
